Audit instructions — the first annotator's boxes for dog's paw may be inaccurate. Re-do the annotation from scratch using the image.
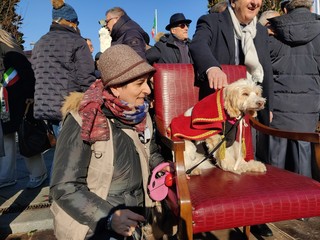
[244,160,267,172]
[218,160,246,174]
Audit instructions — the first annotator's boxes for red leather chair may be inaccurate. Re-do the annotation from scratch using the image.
[153,63,320,239]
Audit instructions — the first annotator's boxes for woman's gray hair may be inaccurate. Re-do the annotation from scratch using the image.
[286,0,314,12]
[0,29,24,54]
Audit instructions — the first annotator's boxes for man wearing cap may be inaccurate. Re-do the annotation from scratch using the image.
[146,13,193,64]
[31,0,96,136]
[267,0,320,179]
[50,44,165,239]
[105,7,149,59]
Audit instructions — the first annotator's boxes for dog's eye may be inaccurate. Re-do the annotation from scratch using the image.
[242,92,249,96]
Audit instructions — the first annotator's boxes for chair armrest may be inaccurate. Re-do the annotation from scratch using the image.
[249,116,320,143]
[249,116,320,177]
[159,135,193,239]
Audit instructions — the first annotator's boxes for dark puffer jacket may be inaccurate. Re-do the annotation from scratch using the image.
[146,34,193,65]
[110,14,147,59]
[31,23,96,121]
[268,8,320,132]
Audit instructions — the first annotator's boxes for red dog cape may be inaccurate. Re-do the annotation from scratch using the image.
[168,89,254,160]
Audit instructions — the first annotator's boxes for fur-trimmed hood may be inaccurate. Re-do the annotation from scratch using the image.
[61,92,84,119]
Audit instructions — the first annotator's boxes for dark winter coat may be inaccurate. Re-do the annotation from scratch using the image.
[146,34,193,64]
[31,23,96,121]
[110,14,147,59]
[50,93,163,238]
[268,8,320,132]
[189,9,273,125]
[0,42,35,134]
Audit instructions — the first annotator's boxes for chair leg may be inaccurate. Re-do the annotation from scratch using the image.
[243,226,251,240]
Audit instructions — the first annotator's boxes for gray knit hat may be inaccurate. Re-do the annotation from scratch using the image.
[98,45,155,87]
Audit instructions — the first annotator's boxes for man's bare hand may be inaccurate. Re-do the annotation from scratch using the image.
[207,67,228,90]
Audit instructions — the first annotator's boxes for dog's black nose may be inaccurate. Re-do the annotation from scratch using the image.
[257,101,265,108]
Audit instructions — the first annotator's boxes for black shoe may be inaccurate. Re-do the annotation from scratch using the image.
[251,224,273,237]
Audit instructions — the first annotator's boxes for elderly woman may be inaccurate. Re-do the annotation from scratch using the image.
[50,44,165,239]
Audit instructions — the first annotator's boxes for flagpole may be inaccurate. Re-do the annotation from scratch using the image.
[155,9,158,35]
[315,0,319,14]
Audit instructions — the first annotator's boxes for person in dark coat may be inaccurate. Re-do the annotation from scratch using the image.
[106,7,148,59]
[146,13,193,65]
[189,0,274,237]
[268,0,320,178]
[0,29,47,189]
[189,0,273,126]
[31,0,96,136]
[50,45,165,239]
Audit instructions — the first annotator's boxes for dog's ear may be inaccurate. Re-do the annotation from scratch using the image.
[255,84,263,97]
[223,86,242,118]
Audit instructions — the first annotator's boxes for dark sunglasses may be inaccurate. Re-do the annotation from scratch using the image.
[176,23,189,29]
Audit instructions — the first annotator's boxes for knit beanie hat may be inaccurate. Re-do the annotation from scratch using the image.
[52,0,79,24]
[98,45,155,87]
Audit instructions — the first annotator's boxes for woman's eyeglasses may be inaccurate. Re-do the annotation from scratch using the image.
[175,23,189,29]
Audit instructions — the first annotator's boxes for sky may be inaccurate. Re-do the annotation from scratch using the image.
[17,0,209,56]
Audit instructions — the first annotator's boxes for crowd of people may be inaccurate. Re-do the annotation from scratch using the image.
[0,0,319,239]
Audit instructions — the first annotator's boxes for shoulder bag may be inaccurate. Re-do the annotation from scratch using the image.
[18,99,56,157]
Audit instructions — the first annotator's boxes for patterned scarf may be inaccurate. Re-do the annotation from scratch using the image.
[228,6,264,83]
[79,79,149,143]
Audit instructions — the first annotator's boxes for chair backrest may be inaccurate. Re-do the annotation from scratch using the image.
[153,63,247,137]
[153,64,198,137]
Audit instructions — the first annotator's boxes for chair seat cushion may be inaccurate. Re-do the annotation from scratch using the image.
[188,164,320,234]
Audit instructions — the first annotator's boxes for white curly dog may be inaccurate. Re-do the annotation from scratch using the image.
[184,78,267,175]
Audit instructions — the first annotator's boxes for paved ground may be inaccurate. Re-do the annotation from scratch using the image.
[1,148,320,240]
[0,148,54,240]
[2,218,320,240]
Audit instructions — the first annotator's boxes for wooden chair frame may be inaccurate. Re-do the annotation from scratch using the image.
[153,63,320,239]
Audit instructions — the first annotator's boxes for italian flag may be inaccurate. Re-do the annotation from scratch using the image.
[2,67,20,87]
[151,9,157,38]
[1,67,20,118]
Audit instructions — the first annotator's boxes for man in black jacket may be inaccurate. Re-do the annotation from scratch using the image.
[268,0,320,178]
[106,7,148,59]
[189,0,273,127]
[146,13,193,65]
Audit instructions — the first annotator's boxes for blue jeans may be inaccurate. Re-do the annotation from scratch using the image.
[0,132,46,184]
